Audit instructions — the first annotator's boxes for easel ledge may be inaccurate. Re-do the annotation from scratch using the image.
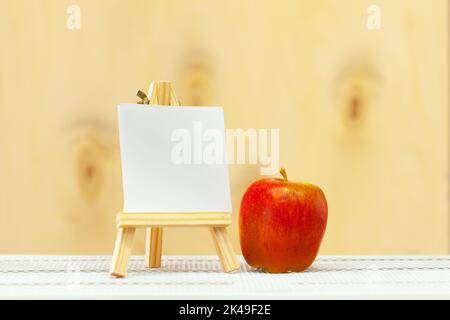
[116,211,232,227]
[109,81,239,277]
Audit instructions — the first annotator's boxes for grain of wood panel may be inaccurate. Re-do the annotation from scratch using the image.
[0,0,448,254]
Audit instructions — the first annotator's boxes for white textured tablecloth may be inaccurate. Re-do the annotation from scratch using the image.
[0,255,449,299]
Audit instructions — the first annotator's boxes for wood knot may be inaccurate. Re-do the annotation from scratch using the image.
[179,54,214,105]
[335,58,382,129]
[346,84,365,122]
[74,136,110,202]
[349,94,362,120]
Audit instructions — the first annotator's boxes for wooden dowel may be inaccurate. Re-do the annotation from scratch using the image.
[145,227,163,268]
[110,228,135,277]
[210,227,239,272]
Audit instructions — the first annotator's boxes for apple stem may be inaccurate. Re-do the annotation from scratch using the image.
[280,168,288,181]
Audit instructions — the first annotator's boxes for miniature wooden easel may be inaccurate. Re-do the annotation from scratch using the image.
[110,80,239,277]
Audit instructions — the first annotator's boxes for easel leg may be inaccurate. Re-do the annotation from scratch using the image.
[110,227,135,277]
[210,227,239,272]
[145,227,163,268]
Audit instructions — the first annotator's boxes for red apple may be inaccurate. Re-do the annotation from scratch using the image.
[239,168,328,273]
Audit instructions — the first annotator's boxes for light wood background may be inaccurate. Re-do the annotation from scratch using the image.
[0,0,448,255]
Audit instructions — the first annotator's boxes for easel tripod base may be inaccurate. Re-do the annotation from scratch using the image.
[110,211,239,277]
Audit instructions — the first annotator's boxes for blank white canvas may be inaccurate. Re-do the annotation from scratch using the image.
[118,103,232,213]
